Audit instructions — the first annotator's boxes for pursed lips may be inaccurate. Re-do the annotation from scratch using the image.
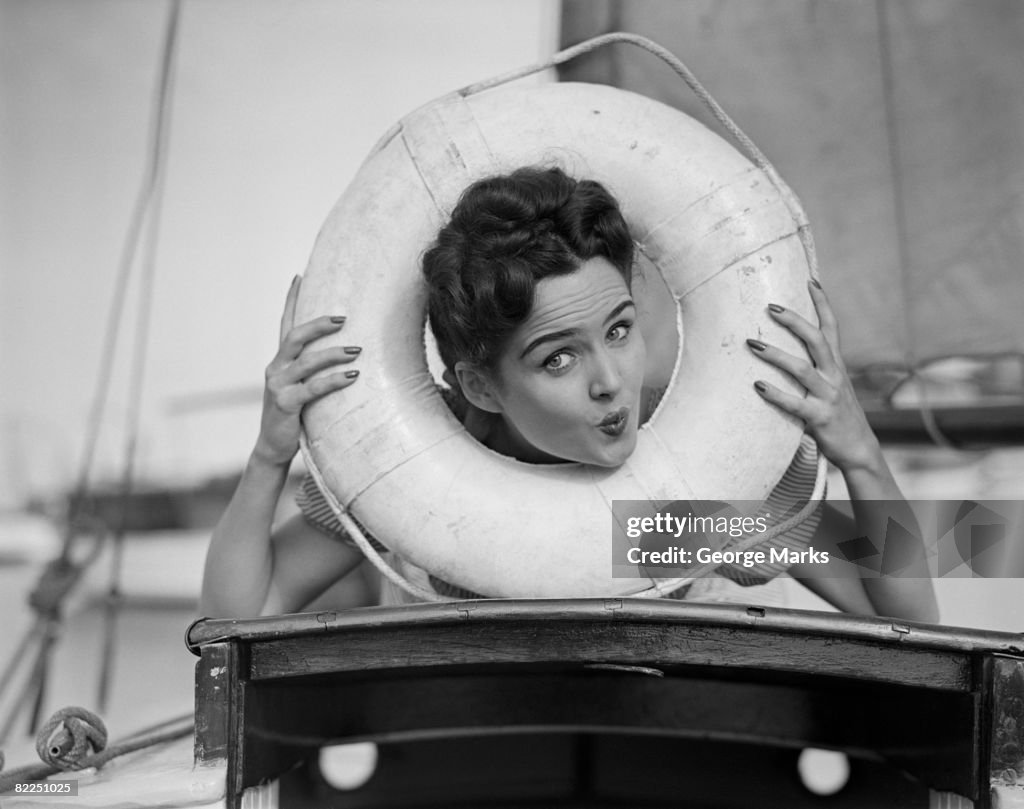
[597,406,630,436]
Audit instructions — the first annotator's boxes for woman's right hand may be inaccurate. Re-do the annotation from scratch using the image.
[253,275,362,467]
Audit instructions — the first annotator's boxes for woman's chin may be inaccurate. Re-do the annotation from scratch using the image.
[579,431,638,468]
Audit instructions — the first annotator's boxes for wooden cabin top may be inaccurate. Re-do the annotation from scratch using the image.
[183,600,1024,806]
[187,598,1024,657]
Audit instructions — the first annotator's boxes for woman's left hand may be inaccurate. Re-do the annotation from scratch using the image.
[747,281,880,473]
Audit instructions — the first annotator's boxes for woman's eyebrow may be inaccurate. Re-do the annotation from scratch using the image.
[520,328,579,359]
[520,299,636,359]
[604,299,635,323]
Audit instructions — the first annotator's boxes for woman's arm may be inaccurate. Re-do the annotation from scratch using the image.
[787,501,939,621]
[787,505,877,615]
[750,281,939,623]
[199,276,363,618]
[199,458,367,617]
[837,448,939,622]
[200,448,286,617]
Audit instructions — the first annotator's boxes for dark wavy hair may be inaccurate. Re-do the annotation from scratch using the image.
[422,166,634,375]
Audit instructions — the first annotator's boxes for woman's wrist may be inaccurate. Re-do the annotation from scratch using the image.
[831,429,887,477]
[248,440,296,474]
[838,440,909,505]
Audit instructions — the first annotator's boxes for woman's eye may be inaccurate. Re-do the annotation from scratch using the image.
[544,352,576,373]
[608,322,632,342]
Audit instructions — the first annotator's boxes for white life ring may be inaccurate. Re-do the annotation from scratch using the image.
[297,50,818,598]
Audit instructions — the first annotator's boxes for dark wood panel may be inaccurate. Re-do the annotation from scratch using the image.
[989,655,1024,795]
[192,642,232,766]
[243,672,977,797]
[247,620,972,692]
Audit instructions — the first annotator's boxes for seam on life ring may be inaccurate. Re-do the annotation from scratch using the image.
[299,442,446,603]
[636,182,800,300]
[309,387,468,508]
[633,425,694,499]
[402,127,445,219]
[634,165,773,251]
[676,229,801,304]
[635,165,765,235]
[401,94,498,220]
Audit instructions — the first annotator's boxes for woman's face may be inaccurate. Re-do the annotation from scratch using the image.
[482,257,646,468]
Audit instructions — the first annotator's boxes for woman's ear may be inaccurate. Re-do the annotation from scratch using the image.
[454,361,503,414]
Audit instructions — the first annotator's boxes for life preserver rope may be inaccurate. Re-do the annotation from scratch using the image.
[297,33,827,601]
[462,32,819,278]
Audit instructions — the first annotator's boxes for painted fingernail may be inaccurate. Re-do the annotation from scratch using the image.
[330,316,346,324]
[345,370,360,379]
[768,304,785,314]
[754,381,768,393]
[809,278,822,290]
[746,338,767,352]
[344,346,362,355]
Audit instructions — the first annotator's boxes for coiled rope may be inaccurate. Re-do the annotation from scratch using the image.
[0,707,193,795]
[36,707,108,770]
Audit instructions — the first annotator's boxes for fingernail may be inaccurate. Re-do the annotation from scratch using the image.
[746,338,767,352]
[754,381,767,393]
[809,278,822,290]
[344,346,362,355]
[767,304,785,314]
[330,316,346,324]
[345,370,360,379]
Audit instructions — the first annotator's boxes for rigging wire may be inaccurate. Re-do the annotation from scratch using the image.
[63,1,182,544]
[96,0,184,713]
[0,0,185,741]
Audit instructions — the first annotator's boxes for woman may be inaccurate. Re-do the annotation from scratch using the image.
[200,167,938,622]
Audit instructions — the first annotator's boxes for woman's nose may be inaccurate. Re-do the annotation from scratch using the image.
[589,351,623,400]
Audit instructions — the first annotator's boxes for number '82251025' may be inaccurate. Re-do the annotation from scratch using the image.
[11,780,78,795]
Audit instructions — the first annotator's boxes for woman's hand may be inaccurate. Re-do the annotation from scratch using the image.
[748,281,940,623]
[253,275,362,467]
[747,280,880,474]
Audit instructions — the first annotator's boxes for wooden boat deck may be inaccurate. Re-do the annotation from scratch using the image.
[186,599,1024,808]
